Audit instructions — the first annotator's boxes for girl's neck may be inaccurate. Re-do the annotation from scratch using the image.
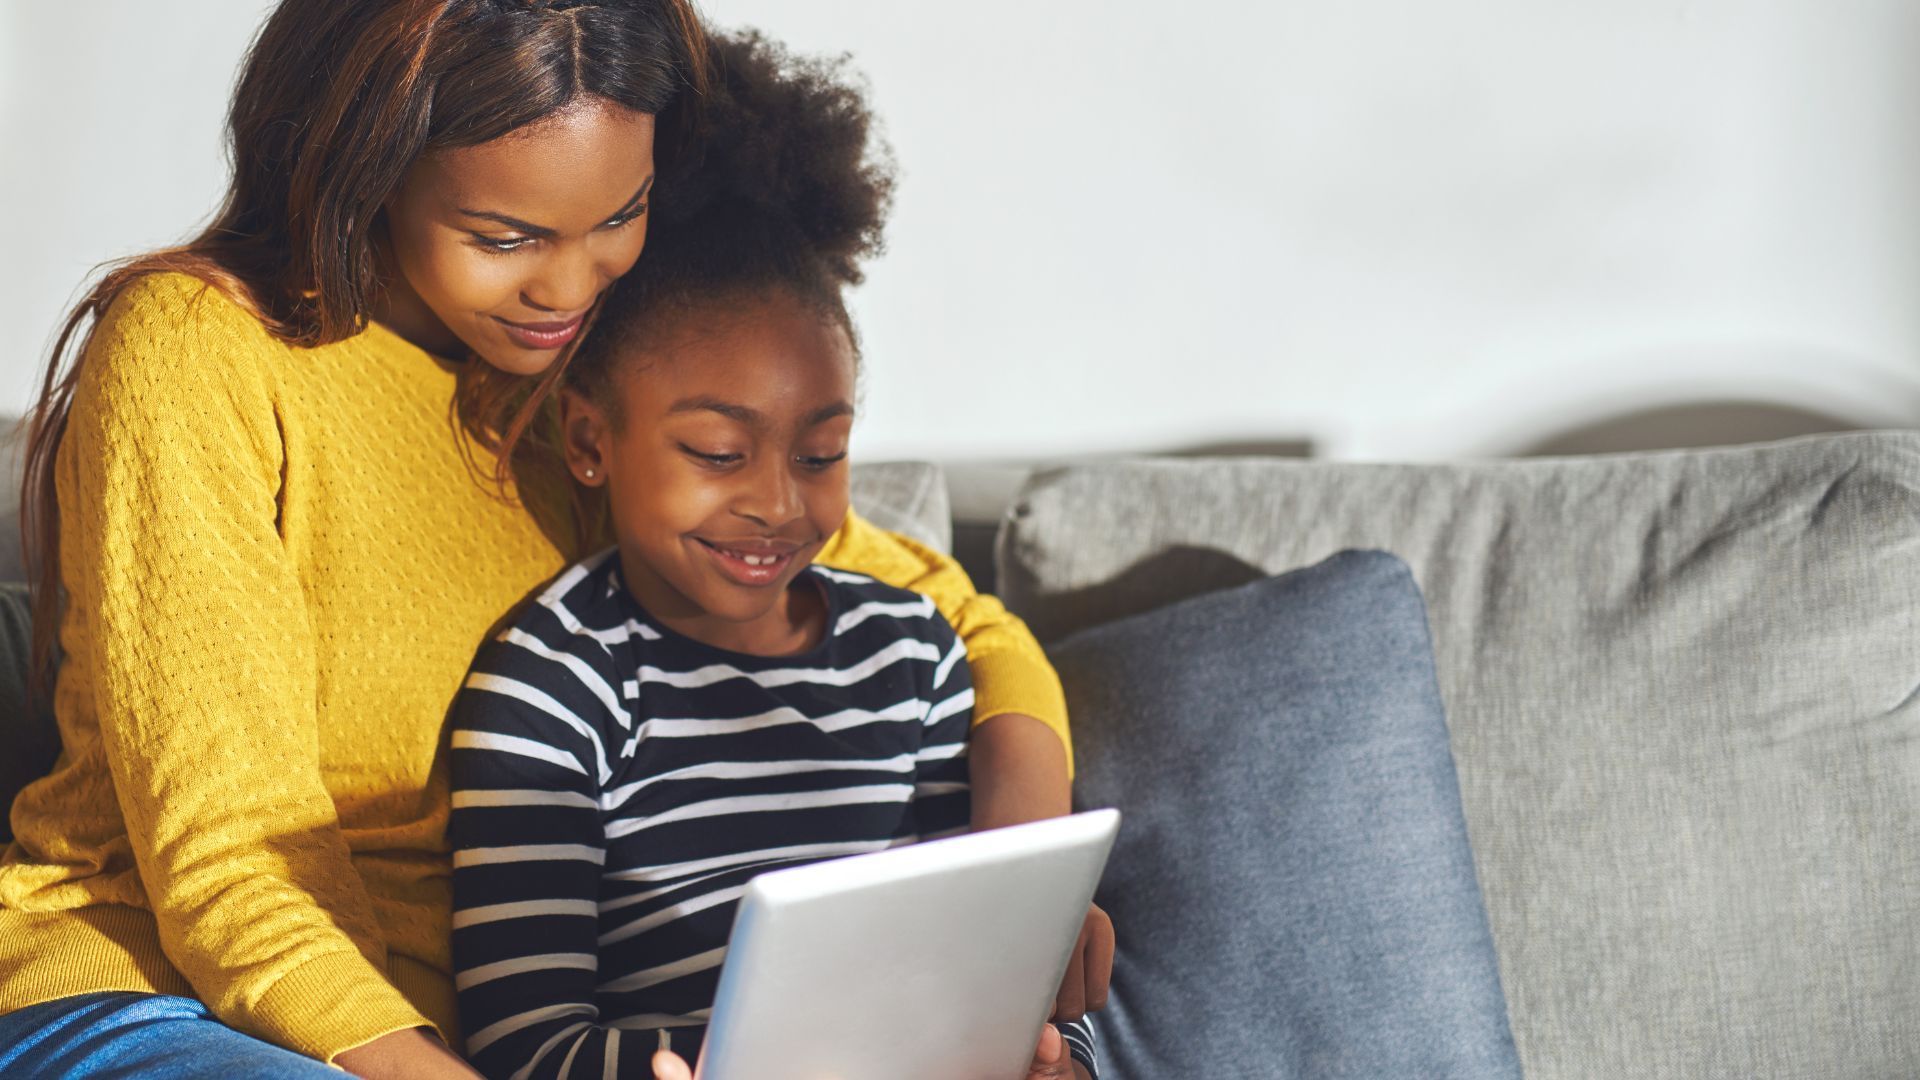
[621,559,830,658]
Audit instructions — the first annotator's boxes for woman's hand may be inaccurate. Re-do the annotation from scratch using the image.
[1052,903,1115,1021]
[335,1027,483,1079]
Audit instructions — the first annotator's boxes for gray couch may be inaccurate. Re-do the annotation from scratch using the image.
[5,434,1917,1077]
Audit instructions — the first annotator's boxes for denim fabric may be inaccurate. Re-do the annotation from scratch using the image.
[1054,550,1519,1079]
[0,992,340,1079]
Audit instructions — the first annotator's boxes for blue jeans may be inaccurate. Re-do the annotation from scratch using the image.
[0,992,339,1079]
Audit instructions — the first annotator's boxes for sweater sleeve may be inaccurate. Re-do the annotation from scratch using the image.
[815,511,1072,769]
[54,275,430,1060]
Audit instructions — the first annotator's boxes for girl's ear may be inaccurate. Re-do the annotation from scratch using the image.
[558,388,612,487]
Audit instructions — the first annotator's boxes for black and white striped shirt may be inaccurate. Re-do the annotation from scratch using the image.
[448,550,1097,1078]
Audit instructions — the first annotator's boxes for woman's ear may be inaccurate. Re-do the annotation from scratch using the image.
[558,388,612,487]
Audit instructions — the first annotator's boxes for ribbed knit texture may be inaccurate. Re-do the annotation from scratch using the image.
[0,272,1069,1063]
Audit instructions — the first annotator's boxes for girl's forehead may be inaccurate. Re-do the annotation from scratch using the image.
[616,299,857,423]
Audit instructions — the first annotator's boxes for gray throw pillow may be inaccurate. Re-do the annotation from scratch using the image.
[1057,550,1519,1079]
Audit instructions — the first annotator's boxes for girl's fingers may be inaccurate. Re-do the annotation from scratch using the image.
[652,1049,694,1080]
[1054,942,1087,1020]
[1085,905,1116,1011]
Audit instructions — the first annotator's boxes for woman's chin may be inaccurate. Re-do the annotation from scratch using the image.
[471,340,563,376]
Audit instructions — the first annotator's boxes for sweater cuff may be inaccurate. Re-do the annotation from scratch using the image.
[242,948,438,1064]
[967,645,1073,775]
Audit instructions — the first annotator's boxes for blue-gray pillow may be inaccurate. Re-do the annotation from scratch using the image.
[1056,550,1519,1078]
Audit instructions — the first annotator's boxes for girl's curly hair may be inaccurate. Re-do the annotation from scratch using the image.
[566,28,896,419]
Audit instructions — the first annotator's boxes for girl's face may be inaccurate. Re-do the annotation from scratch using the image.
[378,98,656,373]
[561,291,858,655]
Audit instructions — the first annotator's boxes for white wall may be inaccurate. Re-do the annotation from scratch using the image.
[5,0,1917,461]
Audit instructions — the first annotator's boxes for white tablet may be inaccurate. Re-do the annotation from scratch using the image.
[693,809,1121,1080]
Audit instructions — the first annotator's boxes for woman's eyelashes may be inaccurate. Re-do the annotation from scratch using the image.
[465,206,647,255]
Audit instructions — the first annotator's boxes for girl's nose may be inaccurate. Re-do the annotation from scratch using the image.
[736,458,804,526]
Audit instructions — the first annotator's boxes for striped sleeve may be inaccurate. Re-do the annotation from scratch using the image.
[1060,1017,1101,1077]
[448,636,655,1079]
[912,627,974,840]
[816,511,1073,772]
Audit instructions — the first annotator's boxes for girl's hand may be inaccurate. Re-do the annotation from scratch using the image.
[652,1047,694,1080]
[1027,1023,1093,1080]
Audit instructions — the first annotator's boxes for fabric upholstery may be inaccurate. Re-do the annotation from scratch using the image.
[998,431,1920,1078]
[1057,551,1519,1078]
[0,584,55,845]
[848,460,951,555]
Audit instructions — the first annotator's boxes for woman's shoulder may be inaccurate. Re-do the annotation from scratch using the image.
[92,271,278,365]
[74,271,285,412]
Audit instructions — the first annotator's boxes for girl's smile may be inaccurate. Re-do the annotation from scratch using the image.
[562,289,858,656]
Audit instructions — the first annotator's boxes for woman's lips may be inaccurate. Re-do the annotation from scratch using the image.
[696,539,800,587]
[494,313,585,350]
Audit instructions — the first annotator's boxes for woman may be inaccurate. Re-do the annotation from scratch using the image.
[0,2,1091,1077]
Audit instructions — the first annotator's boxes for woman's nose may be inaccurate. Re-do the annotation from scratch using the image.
[523,247,605,314]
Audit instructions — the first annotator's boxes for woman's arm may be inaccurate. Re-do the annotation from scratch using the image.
[816,512,1069,753]
[816,510,1075,831]
[818,512,1110,1030]
[59,276,430,1061]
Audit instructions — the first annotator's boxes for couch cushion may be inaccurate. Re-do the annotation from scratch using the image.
[1,414,22,584]
[0,583,56,845]
[849,460,951,555]
[1057,551,1518,1078]
[998,431,1920,1078]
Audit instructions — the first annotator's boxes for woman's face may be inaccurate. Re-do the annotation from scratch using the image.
[379,98,656,373]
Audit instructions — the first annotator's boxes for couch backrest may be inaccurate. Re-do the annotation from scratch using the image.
[997,431,1920,1079]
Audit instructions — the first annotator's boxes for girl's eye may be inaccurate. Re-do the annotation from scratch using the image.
[470,234,533,254]
[797,452,848,471]
[680,444,743,466]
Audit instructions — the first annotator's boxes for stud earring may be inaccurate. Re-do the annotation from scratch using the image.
[583,467,597,480]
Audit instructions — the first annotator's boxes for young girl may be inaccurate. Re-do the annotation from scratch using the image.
[446,33,1101,1080]
[0,3,1082,1078]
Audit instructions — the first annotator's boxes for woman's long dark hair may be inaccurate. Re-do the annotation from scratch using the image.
[18,0,709,693]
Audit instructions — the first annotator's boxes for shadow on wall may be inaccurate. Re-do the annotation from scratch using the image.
[1515,400,1867,457]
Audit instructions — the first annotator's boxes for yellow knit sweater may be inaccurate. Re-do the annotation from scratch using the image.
[0,272,1068,1063]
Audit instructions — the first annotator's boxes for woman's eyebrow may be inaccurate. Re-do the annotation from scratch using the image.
[454,207,556,238]
[455,175,654,237]
[612,175,655,217]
